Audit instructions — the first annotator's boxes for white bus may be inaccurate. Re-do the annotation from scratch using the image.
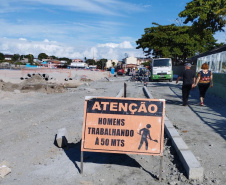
[150,58,173,82]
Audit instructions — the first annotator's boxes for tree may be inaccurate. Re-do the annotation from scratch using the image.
[25,54,34,64]
[179,0,226,33]
[12,54,20,62]
[59,57,72,65]
[20,55,25,60]
[50,55,58,59]
[38,53,48,61]
[97,58,107,69]
[0,53,4,61]
[136,23,218,64]
[142,60,152,67]
[86,59,96,66]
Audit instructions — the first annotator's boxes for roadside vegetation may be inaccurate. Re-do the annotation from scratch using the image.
[0,52,108,70]
[136,0,226,65]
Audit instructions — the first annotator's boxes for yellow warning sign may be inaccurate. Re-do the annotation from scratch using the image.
[81,97,165,156]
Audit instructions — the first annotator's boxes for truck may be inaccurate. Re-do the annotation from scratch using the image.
[150,58,173,82]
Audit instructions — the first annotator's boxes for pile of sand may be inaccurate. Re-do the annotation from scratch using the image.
[0,74,66,94]
[0,69,109,93]
[80,75,92,82]
[0,80,21,92]
[22,74,46,83]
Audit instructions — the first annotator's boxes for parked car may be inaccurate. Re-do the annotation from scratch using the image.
[117,68,125,75]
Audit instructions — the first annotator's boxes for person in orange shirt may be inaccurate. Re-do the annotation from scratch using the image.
[194,63,213,106]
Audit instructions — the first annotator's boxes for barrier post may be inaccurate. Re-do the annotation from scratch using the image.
[124,83,127,97]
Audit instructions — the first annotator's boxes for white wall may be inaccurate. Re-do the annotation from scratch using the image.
[125,57,137,65]
[106,59,118,68]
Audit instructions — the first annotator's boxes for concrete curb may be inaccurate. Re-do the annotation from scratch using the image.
[116,88,124,97]
[143,86,153,98]
[143,86,204,181]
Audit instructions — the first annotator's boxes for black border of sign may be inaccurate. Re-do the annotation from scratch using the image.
[82,97,164,155]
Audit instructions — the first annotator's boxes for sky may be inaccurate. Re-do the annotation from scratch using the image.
[0,0,225,61]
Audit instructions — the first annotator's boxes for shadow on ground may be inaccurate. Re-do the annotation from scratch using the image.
[153,82,226,141]
[61,140,158,180]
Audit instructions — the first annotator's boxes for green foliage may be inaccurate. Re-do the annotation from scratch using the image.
[86,59,96,66]
[0,53,4,61]
[142,60,152,67]
[38,53,48,61]
[136,23,217,63]
[20,55,25,60]
[58,57,72,65]
[25,54,34,64]
[96,58,107,69]
[15,61,24,66]
[50,55,58,59]
[12,54,20,62]
[179,0,226,33]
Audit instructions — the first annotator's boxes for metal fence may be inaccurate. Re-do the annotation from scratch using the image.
[196,51,226,73]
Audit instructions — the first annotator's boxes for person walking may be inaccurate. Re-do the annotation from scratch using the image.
[193,63,213,106]
[143,70,150,87]
[176,63,195,106]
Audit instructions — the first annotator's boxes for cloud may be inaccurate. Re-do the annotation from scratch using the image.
[0,18,125,47]
[0,37,81,58]
[19,38,27,41]
[0,37,144,60]
[43,39,49,43]
[97,41,133,49]
[0,0,146,60]
[1,0,144,15]
[143,4,151,8]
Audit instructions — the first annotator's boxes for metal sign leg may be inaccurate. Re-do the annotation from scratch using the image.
[159,155,163,181]
[81,151,83,174]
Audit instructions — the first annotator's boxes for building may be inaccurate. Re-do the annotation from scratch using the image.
[137,57,151,66]
[42,58,51,62]
[4,54,13,61]
[33,58,42,63]
[121,57,138,75]
[106,59,119,69]
[188,45,226,73]
[124,56,137,65]
[188,45,226,99]
[72,59,83,63]
[196,45,226,73]
[20,58,29,63]
[41,60,61,68]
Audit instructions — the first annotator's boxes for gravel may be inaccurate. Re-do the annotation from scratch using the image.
[0,71,225,185]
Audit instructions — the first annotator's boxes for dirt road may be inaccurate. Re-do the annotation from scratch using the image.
[0,75,225,185]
